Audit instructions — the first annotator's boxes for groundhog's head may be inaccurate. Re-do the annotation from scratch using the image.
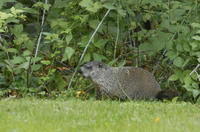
[79,61,109,81]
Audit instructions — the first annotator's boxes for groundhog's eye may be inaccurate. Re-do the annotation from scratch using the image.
[85,65,92,70]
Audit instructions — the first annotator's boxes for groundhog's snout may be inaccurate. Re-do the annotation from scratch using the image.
[79,66,92,78]
[79,67,88,78]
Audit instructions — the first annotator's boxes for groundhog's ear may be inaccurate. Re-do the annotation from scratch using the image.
[98,63,103,68]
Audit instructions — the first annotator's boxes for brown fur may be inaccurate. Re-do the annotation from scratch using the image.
[80,61,178,100]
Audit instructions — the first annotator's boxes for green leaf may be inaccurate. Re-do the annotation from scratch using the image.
[0,57,9,65]
[173,69,184,83]
[170,9,186,22]
[117,8,126,17]
[190,42,200,50]
[89,20,103,32]
[139,42,154,55]
[196,30,200,34]
[103,3,116,10]
[31,57,41,63]
[23,50,32,56]
[82,53,91,63]
[6,48,18,53]
[108,59,117,66]
[179,25,190,35]
[11,24,23,37]
[92,2,102,12]
[166,50,178,60]
[118,60,126,67]
[192,89,200,98]
[198,58,200,63]
[168,74,178,81]
[183,42,190,52]
[172,97,178,102]
[167,25,177,33]
[94,39,107,49]
[0,29,5,33]
[78,35,91,47]
[192,82,199,89]
[33,2,43,8]
[191,23,200,28]
[127,8,135,17]
[160,20,170,29]
[62,47,75,62]
[183,75,192,85]
[130,22,136,30]
[54,0,69,8]
[11,56,25,64]
[10,7,24,14]
[66,32,72,45]
[18,62,29,69]
[43,3,51,10]
[23,8,38,14]
[38,91,46,96]
[0,12,13,20]
[55,74,68,90]
[79,0,93,8]
[192,36,200,41]
[197,97,200,104]
[182,58,191,68]
[176,43,183,52]
[0,0,15,9]
[127,0,139,4]
[173,57,184,68]
[79,0,102,13]
[41,60,51,65]
[143,13,152,21]
[51,19,69,28]
[5,17,19,24]
[153,32,170,51]
[139,32,171,54]
[93,53,107,61]
[32,64,42,71]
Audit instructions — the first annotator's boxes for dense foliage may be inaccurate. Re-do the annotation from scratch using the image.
[0,0,200,102]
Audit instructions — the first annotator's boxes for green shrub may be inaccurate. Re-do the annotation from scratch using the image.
[0,0,199,102]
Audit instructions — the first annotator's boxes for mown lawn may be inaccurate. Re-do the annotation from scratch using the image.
[0,98,199,132]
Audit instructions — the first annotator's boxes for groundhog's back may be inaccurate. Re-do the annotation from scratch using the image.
[113,67,161,99]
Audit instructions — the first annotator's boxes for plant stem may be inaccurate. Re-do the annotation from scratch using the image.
[114,14,119,59]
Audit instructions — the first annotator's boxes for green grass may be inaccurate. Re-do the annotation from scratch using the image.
[0,99,200,132]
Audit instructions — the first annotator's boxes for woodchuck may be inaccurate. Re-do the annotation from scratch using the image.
[79,61,178,100]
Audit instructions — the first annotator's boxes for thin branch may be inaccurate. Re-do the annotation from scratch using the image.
[114,14,119,59]
[67,9,112,89]
[190,64,200,81]
[190,64,200,76]
[34,0,48,60]
[27,0,48,88]
[116,75,132,101]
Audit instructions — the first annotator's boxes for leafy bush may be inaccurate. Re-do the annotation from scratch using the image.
[0,0,200,102]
